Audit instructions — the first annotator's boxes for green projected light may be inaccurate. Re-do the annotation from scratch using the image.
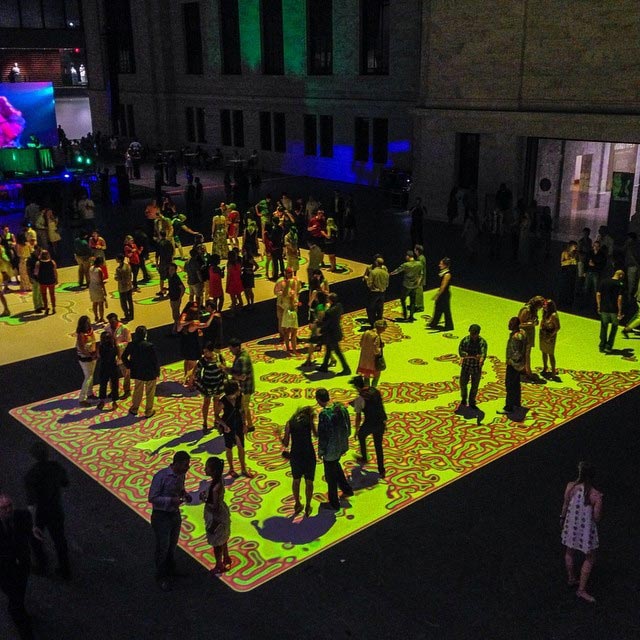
[9,292,640,591]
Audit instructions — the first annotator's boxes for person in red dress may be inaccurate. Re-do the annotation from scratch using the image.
[225,249,243,314]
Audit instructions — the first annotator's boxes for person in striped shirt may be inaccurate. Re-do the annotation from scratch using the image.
[191,342,226,433]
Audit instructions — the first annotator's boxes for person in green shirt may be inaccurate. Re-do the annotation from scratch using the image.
[390,250,423,321]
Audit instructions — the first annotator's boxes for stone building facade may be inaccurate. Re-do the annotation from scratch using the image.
[83,0,640,234]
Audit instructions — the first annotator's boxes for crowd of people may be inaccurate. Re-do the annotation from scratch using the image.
[3,179,633,637]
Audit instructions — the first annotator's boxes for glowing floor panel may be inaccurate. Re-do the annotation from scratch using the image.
[9,291,640,591]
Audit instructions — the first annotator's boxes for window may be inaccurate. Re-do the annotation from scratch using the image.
[360,0,389,75]
[372,118,388,164]
[304,114,333,158]
[196,108,206,143]
[232,110,244,147]
[43,0,66,28]
[273,112,286,153]
[319,115,333,158]
[304,115,317,156]
[186,108,196,143]
[183,2,204,75]
[259,112,272,151]
[220,0,241,74]
[117,104,135,137]
[261,0,284,75]
[457,133,480,190]
[126,104,136,137]
[0,0,82,28]
[186,107,207,143]
[20,0,44,28]
[307,0,333,75]
[354,117,369,162]
[0,1,20,28]
[220,110,232,147]
[107,0,136,74]
[65,0,81,27]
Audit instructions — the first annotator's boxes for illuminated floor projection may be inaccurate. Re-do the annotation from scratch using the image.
[10,291,640,592]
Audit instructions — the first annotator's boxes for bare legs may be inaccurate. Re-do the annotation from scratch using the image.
[565,547,597,602]
[542,353,557,375]
[291,477,314,517]
[284,327,297,353]
[212,543,231,574]
[93,301,105,323]
[225,436,250,476]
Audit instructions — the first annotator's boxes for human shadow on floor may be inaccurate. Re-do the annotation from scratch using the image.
[147,429,222,456]
[251,510,337,544]
[190,434,227,456]
[264,349,292,359]
[607,347,636,360]
[454,403,486,425]
[349,466,382,490]
[256,337,282,346]
[56,408,101,423]
[31,398,81,412]
[156,380,198,398]
[88,413,142,430]
[8,310,44,323]
[303,370,341,381]
[498,406,530,423]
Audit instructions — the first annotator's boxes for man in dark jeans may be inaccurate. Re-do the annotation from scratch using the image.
[317,293,351,375]
[0,493,37,639]
[148,451,192,591]
[24,442,71,579]
[351,376,388,478]
[498,317,527,414]
[316,388,353,510]
[596,269,625,353]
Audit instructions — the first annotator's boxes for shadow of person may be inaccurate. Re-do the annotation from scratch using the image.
[251,510,337,544]
[148,429,218,455]
[87,413,142,429]
[32,398,82,412]
[349,466,381,489]
[156,380,199,398]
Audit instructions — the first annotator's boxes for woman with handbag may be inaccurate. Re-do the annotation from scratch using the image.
[201,457,232,574]
[356,320,387,387]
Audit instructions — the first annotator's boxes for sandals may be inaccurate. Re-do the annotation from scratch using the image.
[228,470,239,478]
[293,502,303,515]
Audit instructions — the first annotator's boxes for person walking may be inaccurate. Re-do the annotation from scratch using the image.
[75,315,97,406]
[316,388,353,511]
[351,375,387,478]
[88,256,108,324]
[148,451,192,591]
[428,257,454,330]
[560,461,603,603]
[229,338,256,432]
[356,319,387,387]
[122,325,160,418]
[596,270,624,353]
[364,257,389,328]
[413,244,427,312]
[498,317,527,415]
[114,253,134,322]
[390,250,422,322]
[0,493,38,639]
[281,406,317,517]
[201,457,232,574]
[167,263,185,335]
[317,293,351,375]
[24,442,71,580]
[457,324,488,409]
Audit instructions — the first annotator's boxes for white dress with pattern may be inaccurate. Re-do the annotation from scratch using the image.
[561,484,599,553]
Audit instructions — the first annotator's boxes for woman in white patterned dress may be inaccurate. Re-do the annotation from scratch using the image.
[560,461,602,603]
